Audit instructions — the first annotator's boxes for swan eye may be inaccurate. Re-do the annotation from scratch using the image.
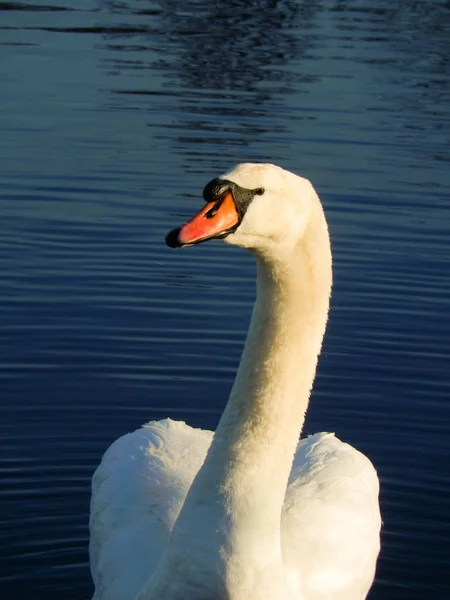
[255,188,265,196]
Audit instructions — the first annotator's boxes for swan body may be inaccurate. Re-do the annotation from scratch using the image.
[90,164,381,600]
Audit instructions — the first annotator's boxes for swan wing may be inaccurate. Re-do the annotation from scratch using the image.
[282,432,381,600]
[89,418,213,600]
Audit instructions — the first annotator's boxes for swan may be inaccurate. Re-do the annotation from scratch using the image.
[89,163,381,600]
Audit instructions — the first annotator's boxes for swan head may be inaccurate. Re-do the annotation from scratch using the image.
[166,163,320,255]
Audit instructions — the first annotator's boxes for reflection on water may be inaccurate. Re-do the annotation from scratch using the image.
[0,1,449,599]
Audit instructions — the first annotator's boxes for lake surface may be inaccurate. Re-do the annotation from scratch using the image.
[1,0,449,598]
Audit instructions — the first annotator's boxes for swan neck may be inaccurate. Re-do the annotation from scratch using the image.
[222,235,332,478]
[215,206,331,519]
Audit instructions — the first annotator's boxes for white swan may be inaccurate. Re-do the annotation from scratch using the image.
[90,163,381,600]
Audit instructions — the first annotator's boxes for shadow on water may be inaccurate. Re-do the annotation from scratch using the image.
[98,0,322,171]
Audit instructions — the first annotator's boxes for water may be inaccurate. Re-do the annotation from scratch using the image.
[1,0,449,597]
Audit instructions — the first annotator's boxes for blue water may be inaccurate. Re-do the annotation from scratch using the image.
[1,0,449,598]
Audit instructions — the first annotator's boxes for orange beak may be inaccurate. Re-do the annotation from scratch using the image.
[166,192,240,248]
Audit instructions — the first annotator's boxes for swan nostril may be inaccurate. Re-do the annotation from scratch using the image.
[205,200,222,219]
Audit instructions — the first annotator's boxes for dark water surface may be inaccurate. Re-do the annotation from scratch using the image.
[1,0,450,598]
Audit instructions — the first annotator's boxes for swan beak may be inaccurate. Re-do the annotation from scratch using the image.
[166,192,239,248]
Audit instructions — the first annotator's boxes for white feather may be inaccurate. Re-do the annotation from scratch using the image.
[90,419,212,600]
[90,164,381,600]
